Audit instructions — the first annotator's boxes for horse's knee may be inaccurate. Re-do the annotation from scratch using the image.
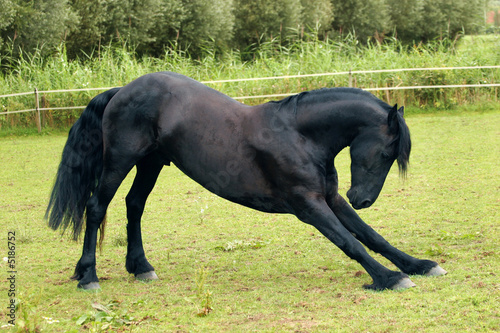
[86,196,107,227]
[126,194,141,211]
[126,194,147,220]
[332,193,349,209]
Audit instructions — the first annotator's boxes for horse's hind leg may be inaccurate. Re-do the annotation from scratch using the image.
[329,194,447,277]
[125,154,163,280]
[73,164,134,289]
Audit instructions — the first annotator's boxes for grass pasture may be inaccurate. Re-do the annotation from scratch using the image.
[0,111,499,332]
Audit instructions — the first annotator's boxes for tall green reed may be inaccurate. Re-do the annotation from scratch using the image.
[1,35,498,129]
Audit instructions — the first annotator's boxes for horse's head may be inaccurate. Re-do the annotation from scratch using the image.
[347,104,411,209]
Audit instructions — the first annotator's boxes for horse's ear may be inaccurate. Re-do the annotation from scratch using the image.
[398,105,405,116]
[388,104,399,133]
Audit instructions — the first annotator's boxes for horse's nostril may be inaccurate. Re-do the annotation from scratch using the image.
[360,200,372,208]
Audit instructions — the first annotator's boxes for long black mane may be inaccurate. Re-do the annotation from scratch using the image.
[271,87,389,110]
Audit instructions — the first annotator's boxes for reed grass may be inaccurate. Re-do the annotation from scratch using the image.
[1,35,499,129]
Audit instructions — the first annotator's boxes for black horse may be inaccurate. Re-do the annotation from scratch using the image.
[46,72,446,291]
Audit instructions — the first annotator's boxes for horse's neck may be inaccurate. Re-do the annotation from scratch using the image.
[296,101,379,156]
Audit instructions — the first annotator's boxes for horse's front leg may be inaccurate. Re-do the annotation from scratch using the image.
[328,193,447,277]
[295,195,415,290]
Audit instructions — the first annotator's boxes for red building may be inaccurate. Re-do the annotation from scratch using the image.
[487,10,500,25]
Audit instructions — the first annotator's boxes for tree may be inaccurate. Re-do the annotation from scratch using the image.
[416,0,485,41]
[1,0,77,56]
[330,0,391,42]
[147,0,185,56]
[101,0,163,53]
[233,0,303,49]
[386,0,425,42]
[176,0,235,54]
[438,0,484,36]
[0,0,16,49]
[300,0,334,36]
[66,0,107,59]
[0,0,16,26]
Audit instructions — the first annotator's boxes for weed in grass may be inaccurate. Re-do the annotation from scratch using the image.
[74,300,143,332]
[184,268,214,317]
[214,239,269,252]
[13,290,53,332]
[437,230,479,242]
[198,204,209,225]
[425,245,447,257]
[15,227,34,244]
[112,234,127,247]
[196,291,213,318]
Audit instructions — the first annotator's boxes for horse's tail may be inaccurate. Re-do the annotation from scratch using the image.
[45,88,121,242]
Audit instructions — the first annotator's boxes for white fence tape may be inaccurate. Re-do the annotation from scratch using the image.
[1,65,499,116]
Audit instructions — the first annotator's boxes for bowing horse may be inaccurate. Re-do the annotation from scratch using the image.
[46,72,446,291]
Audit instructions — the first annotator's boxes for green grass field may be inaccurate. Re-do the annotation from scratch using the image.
[0,111,498,332]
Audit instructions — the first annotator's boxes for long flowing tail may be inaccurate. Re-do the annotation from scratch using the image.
[45,88,121,240]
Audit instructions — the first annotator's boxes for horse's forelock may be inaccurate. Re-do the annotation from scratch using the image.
[395,112,411,177]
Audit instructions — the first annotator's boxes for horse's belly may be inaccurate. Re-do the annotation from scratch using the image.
[170,156,290,214]
[222,194,290,214]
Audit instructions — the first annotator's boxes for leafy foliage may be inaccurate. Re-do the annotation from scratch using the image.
[0,0,492,61]
[330,0,391,42]
[1,0,78,57]
[74,300,156,331]
[233,0,302,50]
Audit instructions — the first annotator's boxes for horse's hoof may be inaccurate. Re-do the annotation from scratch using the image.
[426,265,447,276]
[390,277,416,290]
[136,271,158,281]
[78,282,101,290]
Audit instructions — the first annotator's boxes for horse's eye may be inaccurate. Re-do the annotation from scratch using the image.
[381,152,391,159]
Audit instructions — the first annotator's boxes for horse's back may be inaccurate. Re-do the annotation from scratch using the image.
[101,71,244,149]
[100,72,268,199]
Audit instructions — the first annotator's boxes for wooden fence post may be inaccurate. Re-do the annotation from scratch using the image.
[34,88,41,133]
[41,94,46,127]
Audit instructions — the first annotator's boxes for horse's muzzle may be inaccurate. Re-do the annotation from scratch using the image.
[346,188,373,210]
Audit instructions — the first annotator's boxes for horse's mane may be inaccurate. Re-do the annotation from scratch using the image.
[270,87,389,111]
[271,88,411,177]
